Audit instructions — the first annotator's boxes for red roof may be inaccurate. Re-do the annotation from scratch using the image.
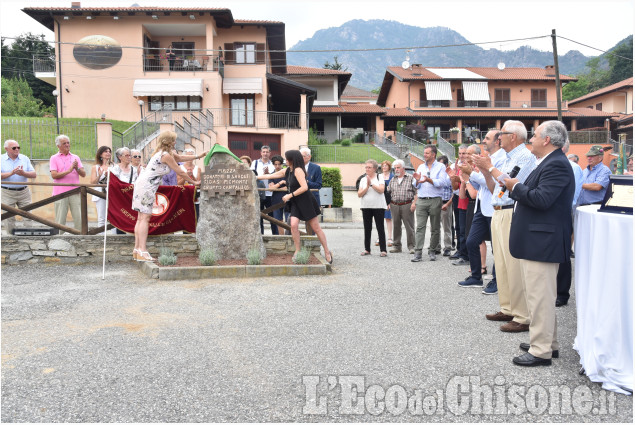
[380,107,618,119]
[387,66,576,82]
[342,85,378,99]
[569,77,634,105]
[286,65,351,76]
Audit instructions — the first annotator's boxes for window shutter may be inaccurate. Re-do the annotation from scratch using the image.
[256,43,266,64]
[419,88,426,102]
[224,43,235,64]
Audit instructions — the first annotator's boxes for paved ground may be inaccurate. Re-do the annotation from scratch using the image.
[2,192,632,422]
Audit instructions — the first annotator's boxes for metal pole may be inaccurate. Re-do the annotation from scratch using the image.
[102,170,111,280]
[551,29,563,121]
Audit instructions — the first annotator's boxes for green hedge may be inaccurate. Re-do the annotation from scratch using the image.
[322,167,343,207]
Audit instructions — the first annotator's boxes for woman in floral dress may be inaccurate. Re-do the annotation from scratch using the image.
[132,131,206,261]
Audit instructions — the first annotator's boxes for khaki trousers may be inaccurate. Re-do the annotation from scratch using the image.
[54,193,82,233]
[491,209,529,324]
[390,203,415,251]
[440,201,453,250]
[414,197,442,253]
[520,259,559,358]
[1,187,32,233]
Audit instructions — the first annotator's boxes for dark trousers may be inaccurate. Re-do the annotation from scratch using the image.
[466,207,491,280]
[457,208,468,260]
[452,196,460,251]
[362,208,386,253]
[260,196,276,234]
[271,206,289,235]
[557,260,572,302]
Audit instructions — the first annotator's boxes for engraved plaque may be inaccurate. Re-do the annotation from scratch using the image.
[200,163,253,197]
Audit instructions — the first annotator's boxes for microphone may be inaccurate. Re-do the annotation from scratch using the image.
[498,166,521,198]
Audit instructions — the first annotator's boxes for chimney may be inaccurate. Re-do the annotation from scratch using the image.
[71,2,81,8]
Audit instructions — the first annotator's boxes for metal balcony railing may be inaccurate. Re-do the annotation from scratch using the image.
[32,55,56,73]
[411,100,565,109]
[142,54,223,73]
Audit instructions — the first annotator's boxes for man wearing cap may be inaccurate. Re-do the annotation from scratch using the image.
[1,140,36,234]
[577,145,611,206]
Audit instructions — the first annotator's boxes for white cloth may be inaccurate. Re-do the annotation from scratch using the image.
[573,205,633,395]
[251,159,273,196]
[359,174,387,209]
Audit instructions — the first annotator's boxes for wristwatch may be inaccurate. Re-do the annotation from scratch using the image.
[488,166,495,173]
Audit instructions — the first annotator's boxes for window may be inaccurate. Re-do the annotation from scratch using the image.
[230,95,255,126]
[595,103,602,111]
[419,88,426,107]
[230,140,248,151]
[148,96,202,111]
[236,43,255,64]
[494,89,510,107]
[531,89,547,107]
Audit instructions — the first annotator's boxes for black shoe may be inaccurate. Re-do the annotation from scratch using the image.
[451,258,469,265]
[443,248,452,256]
[449,251,460,260]
[520,343,559,358]
[555,299,568,307]
[411,252,422,262]
[429,252,436,261]
[513,352,552,367]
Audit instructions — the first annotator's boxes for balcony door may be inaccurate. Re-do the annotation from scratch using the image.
[230,95,255,126]
[531,89,547,107]
[494,89,510,107]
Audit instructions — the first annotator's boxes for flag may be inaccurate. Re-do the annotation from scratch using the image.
[107,173,197,234]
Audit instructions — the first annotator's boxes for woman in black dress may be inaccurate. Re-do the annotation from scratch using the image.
[257,150,333,264]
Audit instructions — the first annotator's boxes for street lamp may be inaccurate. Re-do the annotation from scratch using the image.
[138,99,145,120]
[52,89,60,134]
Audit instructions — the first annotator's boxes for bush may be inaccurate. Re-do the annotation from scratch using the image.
[293,247,311,264]
[332,139,342,145]
[199,247,217,266]
[341,139,351,147]
[158,247,177,266]
[396,121,406,134]
[321,167,343,207]
[246,247,262,265]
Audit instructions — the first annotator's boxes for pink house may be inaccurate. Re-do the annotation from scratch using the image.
[25,3,315,159]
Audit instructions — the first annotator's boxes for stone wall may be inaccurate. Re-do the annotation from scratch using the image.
[1,234,321,265]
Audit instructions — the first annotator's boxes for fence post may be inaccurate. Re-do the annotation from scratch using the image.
[29,120,34,159]
[28,120,33,159]
[80,186,88,235]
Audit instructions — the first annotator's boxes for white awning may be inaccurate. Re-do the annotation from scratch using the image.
[133,79,203,97]
[424,81,452,101]
[223,78,263,94]
[462,81,490,101]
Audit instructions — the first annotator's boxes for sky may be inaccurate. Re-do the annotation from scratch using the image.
[1,0,634,58]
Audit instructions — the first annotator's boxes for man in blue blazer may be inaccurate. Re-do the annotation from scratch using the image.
[301,147,322,207]
[503,120,574,367]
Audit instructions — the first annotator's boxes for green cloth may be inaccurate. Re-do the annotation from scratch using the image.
[203,143,242,167]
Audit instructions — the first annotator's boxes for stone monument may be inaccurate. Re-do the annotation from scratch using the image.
[196,144,266,260]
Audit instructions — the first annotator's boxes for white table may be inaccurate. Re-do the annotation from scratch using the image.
[573,205,633,394]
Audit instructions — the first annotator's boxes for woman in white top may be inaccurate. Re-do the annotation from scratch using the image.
[177,147,202,219]
[358,159,388,256]
[111,147,138,184]
[90,145,113,231]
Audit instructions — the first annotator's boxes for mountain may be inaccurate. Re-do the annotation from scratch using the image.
[287,20,602,91]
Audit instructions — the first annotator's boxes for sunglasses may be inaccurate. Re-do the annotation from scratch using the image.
[132,155,141,158]
[11,146,20,150]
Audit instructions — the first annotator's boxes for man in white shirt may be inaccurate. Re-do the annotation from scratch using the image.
[251,145,274,234]
[1,139,36,234]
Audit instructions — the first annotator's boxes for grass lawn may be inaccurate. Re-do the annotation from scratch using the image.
[310,144,394,164]
[1,116,137,160]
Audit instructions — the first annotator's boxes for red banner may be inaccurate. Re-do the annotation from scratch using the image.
[107,173,197,234]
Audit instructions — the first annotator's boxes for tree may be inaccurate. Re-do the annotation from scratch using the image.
[1,76,54,116]
[1,33,56,107]
[607,38,633,85]
[323,56,347,71]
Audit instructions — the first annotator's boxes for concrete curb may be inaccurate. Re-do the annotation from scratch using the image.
[138,253,331,280]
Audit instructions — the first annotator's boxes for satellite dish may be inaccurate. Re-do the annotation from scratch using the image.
[497,62,506,70]
[402,60,410,70]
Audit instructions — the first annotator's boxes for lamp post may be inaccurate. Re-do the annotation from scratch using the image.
[52,89,60,134]
[138,99,145,140]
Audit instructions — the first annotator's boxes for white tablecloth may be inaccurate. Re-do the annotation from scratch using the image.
[573,205,633,394]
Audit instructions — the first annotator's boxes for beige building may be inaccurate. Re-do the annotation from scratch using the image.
[25,3,316,159]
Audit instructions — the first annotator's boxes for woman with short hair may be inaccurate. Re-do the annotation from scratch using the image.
[358,159,387,256]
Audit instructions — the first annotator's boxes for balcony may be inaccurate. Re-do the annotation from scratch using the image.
[411,100,566,109]
[143,54,224,76]
[150,108,306,131]
[32,55,56,85]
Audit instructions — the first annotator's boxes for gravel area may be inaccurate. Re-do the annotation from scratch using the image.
[2,197,632,422]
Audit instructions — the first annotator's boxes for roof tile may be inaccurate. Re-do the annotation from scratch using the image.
[569,77,634,105]
[387,66,576,81]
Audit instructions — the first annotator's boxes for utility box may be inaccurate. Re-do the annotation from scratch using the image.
[319,187,333,206]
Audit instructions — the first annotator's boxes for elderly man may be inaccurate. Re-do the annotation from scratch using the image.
[50,134,86,232]
[458,131,506,292]
[387,159,417,254]
[504,120,574,366]
[411,145,450,262]
[472,120,536,333]
[1,140,37,234]
[577,145,611,206]
[301,147,322,207]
